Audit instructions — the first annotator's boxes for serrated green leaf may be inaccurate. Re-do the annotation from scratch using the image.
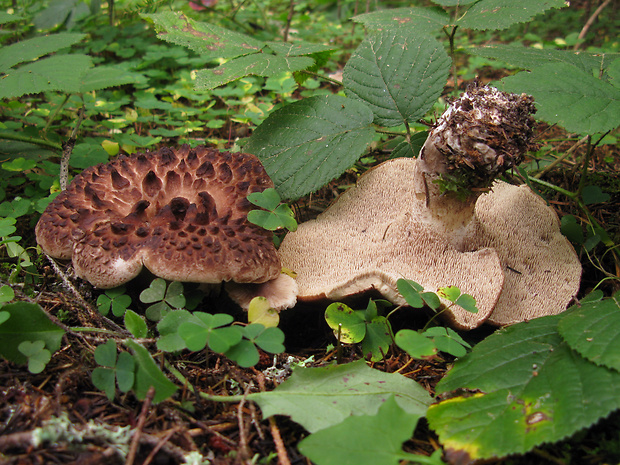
[427,315,620,461]
[0,54,93,99]
[249,359,432,433]
[78,65,141,93]
[126,340,177,403]
[298,396,424,465]
[500,62,620,134]
[468,45,619,75]
[432,0,478,5]
[266,41,335,57]
[0,12,23,25]
[143,11,264,59]
[457,0,567,30]
[395,329,437,359]
[0,33,86,73]
[196,54,313,90]
[325,303,366,344]
[558,293,620,372]
[352,7,449,32]
[245,95,375,201]
[343,30,450,127]
[0,302,64,365]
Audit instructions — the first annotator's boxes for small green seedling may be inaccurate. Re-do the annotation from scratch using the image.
[139,278,186,321]
[97,286,132,317]
[247,188,298,232]
[91,339,136,401]
[18,340,51,374]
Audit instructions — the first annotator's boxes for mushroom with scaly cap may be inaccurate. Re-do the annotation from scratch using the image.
[36,145,283,291]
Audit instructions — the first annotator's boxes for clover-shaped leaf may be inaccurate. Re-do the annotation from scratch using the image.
[325,302,366,344]
[178,312,240,353]
[140,279,186,321]
[438,286,479,313]
[0,217,16,237]
[18,340,51,374]
[247,188,298,232]
[92,340,136,400]
[248,296,280,328]
[97,286,132,317]
[243,324,285,354]
[0,284,15,304]
[395,329,438,359]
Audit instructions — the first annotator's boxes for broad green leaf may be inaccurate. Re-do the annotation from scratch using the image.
[143,11,264,60]
[124,310,148,339]
[457,0,567,30]
[352,7,449,33]
[560,214,584,244]
[432,0,478,5]
[468,45,620,75]
[500,62,620,134]
[0,284,15,303]
[126,340,177,403]
[245,95,375,201]
[266,41,335,57]
[361,317,392,362]
[298,396,425,465]
[0,33,86,73]
[325,303,366,344]
[0,54,93,99]
[78,65,141,93]
[427,315,620,461]
[0,302,64,365]
[343,30,450,127]
[0,12,22,25]
[395,329,437,358]
[558,292,620,372]
[0,312,9,325]
[196,54,313,90]
[249,359,432,433]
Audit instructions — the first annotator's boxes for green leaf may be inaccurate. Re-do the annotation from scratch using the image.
[124,310,148,339]
[395,329,437,359]
[0,285,15,304]
[92,367,116,400]
[157,309,193,352]
[558,292,620,372]
[143,11,264,60]
[455,294,479,314]
[126,340,177,404]
[437,285,460,302]
[116,352,136,393]
[247,188,281,211]
[246,325,285,354]
[361,317,392,362]
[0,54,93,99]
[325,303,366,344]
[249,359,432,433]
[0,312,9,325]
[581,185,610,205]
[18,340,51,374]
[500,62,620,134]
[0,198,32,218]
[0,302,65,365]
[457,0,567,30]
[164,281,186,309]
[78,65,141,93]
[422,327,470,358]
[225,339,260,368]
[266,41,335,57]
[352,7,449,33]
[343,30,450,127]
[196,54,313,90]
[247,297,280,328]
[427,315,620,461]
[560,214,584,244]
[468,45,619,75]
[94,339,118,368]
[0,218,17,237]
[0,12,23,25]
[396,279,424,308]
[298,396,425,465]
[140,278,167,303]
[0,33,86,73]
[245,95,375,201]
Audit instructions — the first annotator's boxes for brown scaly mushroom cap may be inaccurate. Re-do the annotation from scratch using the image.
[36,145,281,289]
[278,85,581,329]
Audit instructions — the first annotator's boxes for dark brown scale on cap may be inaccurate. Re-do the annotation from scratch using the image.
[36,145,280,288]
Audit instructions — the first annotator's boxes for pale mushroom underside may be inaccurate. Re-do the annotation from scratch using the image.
[278,158,581,329]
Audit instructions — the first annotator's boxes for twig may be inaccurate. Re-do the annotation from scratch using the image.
[283,0,295,42]
[574,0,612,50]
[534,135,589,179]
[60,106,86,191]
[126,386,155,465]
[257,372,291,465]
[235,384,253,464]
[142,427,180,465]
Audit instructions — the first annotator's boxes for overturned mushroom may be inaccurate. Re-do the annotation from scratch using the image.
[278,85,581,329]
[36,145,283,291]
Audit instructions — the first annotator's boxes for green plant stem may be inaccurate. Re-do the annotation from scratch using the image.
[374,127,407,137]
[43,94,70,135]
[576,135,593,199]
[0,132,62,151]
[443,25,459,94]
[299,69,343,87]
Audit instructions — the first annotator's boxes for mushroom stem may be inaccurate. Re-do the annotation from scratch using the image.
[412,83,537,249]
